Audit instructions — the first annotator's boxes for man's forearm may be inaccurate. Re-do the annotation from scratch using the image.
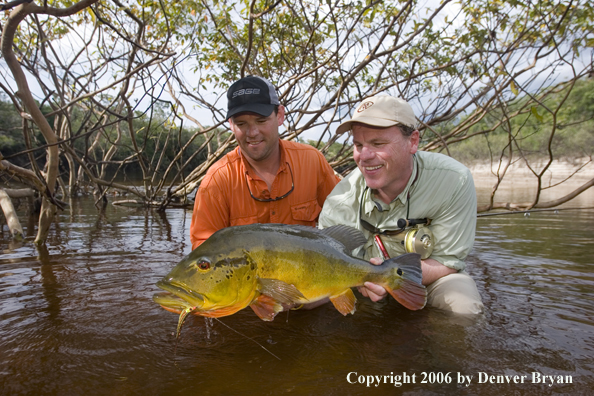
[421,258,457,285]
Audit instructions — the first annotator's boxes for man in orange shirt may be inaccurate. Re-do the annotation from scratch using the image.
[190,76,340,249]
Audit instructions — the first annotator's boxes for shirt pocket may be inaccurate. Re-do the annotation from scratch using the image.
[230,215,259,227]
[291,199,322,222]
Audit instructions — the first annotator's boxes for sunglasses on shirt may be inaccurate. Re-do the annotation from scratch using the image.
[358,165,429,235]
[245,162,294,202]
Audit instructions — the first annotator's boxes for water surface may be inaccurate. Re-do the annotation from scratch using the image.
[1,197,593,395]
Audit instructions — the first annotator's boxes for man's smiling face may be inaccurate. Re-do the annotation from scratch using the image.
[352,123,419,203]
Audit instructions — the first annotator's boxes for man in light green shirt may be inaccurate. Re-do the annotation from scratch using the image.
[319,95,483,314]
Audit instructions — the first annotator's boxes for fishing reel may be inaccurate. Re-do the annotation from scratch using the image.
[395,218,434,260]
[375,218,434,260]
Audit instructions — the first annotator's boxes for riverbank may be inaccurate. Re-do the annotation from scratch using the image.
[466,157,594,208]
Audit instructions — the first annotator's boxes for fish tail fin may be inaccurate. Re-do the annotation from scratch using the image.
[383,253,426,311]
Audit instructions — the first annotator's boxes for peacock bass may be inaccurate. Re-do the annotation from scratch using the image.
[153,223,426,336]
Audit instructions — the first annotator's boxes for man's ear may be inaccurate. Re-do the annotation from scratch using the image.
[276,105,286,125]
[409,130,420,154]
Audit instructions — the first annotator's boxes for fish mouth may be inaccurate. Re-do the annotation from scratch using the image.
[153,280,205,311]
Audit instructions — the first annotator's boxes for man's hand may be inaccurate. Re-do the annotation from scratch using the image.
[357,257,389,301]
[358,257,457,302]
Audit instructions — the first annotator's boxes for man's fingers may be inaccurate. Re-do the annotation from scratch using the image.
[369,257,383,265]
[360,282,388,302]
[357,286,369,298]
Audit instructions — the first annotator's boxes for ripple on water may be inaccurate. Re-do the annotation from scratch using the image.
[1,201,593,394]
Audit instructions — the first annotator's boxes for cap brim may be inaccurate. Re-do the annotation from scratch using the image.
[226,103,275,121]
[335,117,398,134]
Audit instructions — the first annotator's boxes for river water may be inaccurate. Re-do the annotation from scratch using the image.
[1,195,593,395]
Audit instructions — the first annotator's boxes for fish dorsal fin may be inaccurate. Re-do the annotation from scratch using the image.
[257,278,307,305]
[320,225,367,252]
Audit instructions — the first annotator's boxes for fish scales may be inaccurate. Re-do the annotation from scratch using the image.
[222,225,387,302]
[154,223,426,329]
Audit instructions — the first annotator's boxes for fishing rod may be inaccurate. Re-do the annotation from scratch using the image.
[374,218,433,260]
[477,207,594,217]
[374,207,593,260]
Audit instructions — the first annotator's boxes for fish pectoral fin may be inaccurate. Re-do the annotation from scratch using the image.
[329,288,357,316]
[257,278,307,305]
[250,294,283,321]
[385,280,427,310]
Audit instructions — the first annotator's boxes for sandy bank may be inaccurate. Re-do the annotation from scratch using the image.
[467,157,593,182]
[465,157,593,208]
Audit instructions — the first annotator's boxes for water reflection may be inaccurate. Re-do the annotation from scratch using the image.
[37,245,62,326]
[0,198,593,395]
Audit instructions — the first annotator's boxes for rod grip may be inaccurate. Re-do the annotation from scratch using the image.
[397,218,429,228]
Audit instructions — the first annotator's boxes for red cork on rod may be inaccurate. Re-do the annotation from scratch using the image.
[374,235,391,260]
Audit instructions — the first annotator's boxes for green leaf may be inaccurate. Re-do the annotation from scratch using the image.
[510,80,518,96]
[530,106,543,122]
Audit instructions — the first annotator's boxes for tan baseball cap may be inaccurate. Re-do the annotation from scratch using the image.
[336,95,417,134]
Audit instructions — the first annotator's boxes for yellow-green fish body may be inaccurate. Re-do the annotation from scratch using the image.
[154,224,425,323]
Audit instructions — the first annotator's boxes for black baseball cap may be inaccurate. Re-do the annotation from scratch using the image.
[226,75,281,120]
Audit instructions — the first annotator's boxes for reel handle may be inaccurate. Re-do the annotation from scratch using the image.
[397,218,430,229]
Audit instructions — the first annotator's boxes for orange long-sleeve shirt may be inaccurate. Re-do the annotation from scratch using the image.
[190,139,340,249]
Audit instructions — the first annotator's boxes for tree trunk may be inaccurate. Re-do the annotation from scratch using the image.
[0,188,24,240]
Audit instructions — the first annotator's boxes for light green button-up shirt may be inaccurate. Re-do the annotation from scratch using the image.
[318,151,476,270]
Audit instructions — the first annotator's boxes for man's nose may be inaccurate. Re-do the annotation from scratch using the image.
[245,123,259,136]
[358,146,375,161]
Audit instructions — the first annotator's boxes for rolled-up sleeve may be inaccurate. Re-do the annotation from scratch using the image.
[190,177,230,249]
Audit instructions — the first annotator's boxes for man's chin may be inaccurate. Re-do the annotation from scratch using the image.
[361,172,384,187]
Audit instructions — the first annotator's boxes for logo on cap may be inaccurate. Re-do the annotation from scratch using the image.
[357,101,374,112]
[232,88,261,98]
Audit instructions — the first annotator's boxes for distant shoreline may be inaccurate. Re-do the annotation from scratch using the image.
[465,157,593,207]
[466,157,593,183]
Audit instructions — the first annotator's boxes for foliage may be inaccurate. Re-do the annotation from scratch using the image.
[0,97,224,177]
[0,96,23,160]
[440,78,594,164]
[0,0,593,223]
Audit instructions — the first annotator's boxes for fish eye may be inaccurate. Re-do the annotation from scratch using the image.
[198,260,210,271]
